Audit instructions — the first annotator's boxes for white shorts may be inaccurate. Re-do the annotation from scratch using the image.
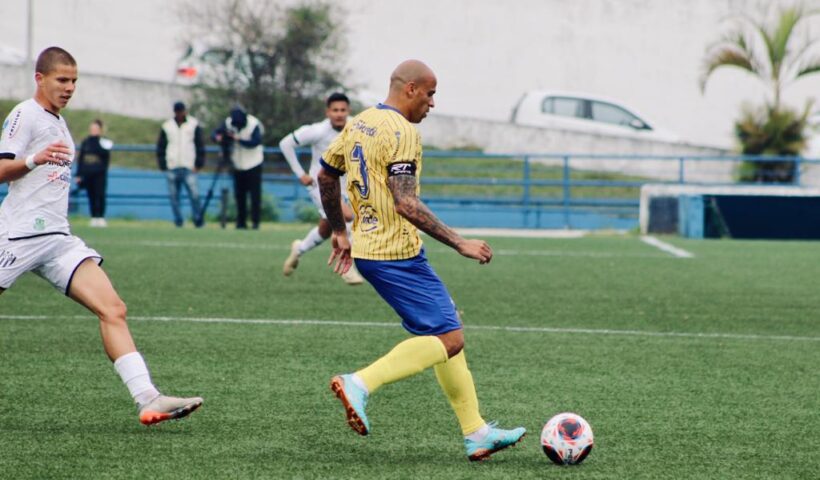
[307,184,328,219]
[0,233,102,294]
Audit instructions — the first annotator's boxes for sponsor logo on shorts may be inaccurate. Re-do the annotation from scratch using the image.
[34,217,46,231]
[0,250,17,268]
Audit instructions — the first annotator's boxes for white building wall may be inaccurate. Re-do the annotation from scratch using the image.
[2,0,817,149]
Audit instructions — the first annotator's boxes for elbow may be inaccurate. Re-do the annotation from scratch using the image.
[317,168,333,188]
[394,198,415,219]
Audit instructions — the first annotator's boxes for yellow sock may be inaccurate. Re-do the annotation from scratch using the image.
[434,350,485,435]
[357,336,448,394]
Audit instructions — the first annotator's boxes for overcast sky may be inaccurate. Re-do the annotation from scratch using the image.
[2,0,819,149]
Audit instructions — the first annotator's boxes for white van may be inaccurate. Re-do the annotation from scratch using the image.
[511,90,679,142]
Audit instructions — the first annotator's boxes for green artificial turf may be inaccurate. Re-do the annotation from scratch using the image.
[0,222,818,479]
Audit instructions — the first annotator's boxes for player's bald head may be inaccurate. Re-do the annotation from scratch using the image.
[389,59,436,92]
[35,47,76,75]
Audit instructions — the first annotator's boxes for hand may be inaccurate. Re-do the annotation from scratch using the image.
[214,134,223,143]
[299,174,313,186]
[35,141,73,167]
[327,230,352,275]
[456,239,493,264]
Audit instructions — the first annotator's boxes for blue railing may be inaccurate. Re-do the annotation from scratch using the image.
[2,145,816,230]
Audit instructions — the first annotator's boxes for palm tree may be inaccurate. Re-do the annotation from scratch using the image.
[701,3,820,182]
[701,4,820,110]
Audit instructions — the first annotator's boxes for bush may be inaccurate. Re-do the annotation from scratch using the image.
[734,103,810,183]
[293,200,321,223]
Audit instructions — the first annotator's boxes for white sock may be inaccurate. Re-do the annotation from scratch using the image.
[113,352,160,406]
[465,423,490,441]
[350,373,369,395]
[298,227,325,255]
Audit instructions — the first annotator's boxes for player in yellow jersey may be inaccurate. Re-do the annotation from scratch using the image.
[317,59,525,461]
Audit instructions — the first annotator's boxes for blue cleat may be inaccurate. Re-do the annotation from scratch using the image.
[330,374,370,436]
[464,422,527,461]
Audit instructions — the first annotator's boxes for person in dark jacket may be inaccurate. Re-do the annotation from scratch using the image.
[157,101,205,227]
[75,119,112,227]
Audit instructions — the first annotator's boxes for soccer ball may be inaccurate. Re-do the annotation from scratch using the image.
[540,412,594,465]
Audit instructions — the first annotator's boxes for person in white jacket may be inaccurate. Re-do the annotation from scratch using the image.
[279,93,363,285]
[156,101,205,227]
[213,106,264,229]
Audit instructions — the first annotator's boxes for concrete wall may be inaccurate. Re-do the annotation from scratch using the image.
[0,64,190,120]
[417,113,734,182]
[12,62,807,185]
[418,112,726,154]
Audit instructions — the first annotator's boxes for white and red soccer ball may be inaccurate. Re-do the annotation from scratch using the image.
[540,412,594,465]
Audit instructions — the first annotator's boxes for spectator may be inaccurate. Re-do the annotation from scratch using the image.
[75,119,112,227]
[156,101,205,228]
[212,106,264,230]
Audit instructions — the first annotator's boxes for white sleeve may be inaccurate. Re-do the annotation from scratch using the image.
[291,122,324,146]
[0,107,32,159]
[279,131,306,178]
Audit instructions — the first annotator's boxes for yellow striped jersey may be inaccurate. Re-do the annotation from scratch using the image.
[321,104,423,260]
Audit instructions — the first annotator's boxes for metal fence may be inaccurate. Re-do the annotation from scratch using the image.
[2,145,816,230]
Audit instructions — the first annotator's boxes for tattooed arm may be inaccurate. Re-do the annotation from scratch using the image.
[318,168,346,232]
[318,167,352,273]
[388,172,493,264]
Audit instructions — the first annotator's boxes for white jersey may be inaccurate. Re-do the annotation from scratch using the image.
[0,99,75,239]
[284,118,345,179]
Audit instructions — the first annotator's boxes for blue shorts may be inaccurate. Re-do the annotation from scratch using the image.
[355,249,462,336]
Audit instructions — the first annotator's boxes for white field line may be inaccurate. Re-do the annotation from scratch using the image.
[90,240,669,259]
[640,236,694,258]
[454,228,590,239]
[1,314,817,343]
[96,240,281,250]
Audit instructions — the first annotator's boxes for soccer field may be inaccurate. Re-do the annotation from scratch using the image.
[1,222,818,479]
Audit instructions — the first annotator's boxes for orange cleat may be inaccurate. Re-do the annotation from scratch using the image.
[139,395,203,426]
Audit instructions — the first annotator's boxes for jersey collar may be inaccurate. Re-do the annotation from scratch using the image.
[377,103,403,115]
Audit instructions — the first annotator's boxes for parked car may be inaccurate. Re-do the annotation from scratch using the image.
[173,42,259,87]
[510,90,679,142]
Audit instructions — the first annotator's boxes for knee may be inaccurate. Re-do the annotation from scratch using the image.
[99,299,127,325]
[438,330,464,358]
[445,340,464,358]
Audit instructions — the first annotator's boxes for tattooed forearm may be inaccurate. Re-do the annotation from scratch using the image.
[388,175,463,249]
[318,169,347,232]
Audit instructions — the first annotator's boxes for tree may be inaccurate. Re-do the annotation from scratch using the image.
[177,0,348,146]
[701,3,820,182]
